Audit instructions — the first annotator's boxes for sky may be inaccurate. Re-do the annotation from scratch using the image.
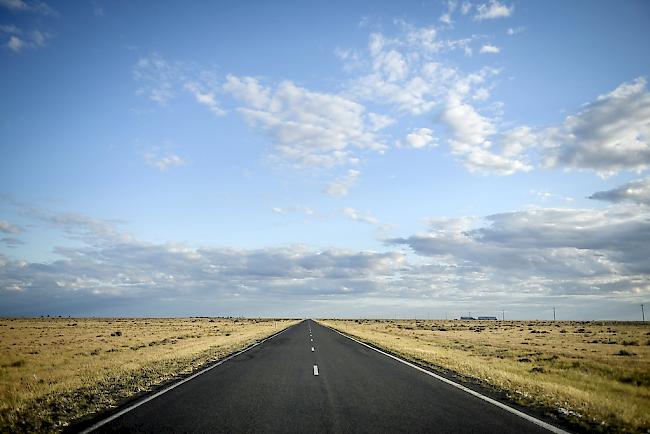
[1,0,649,319]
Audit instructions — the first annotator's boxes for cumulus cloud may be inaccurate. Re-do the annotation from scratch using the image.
[0,209,410,314]
[345,23,484,116]
[474,0,513,20]
[224,76,387,169]
[442,91,533,174]
[479,44,500,54]
[324,169,361,197]
[540,77,650,175]
[398,128,437,149]
[2,204,648,317]
[389,204,650,296]
[589,177,650,206]
[342,207,379,225]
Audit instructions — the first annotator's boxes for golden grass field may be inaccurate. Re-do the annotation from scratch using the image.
[0,317,297,433]
[320,319,650,433]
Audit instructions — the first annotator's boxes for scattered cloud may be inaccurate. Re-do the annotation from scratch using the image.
[3,202,647,316]
[272,206,315,218]
[589,177,650,206]
[474,0,513,21]
[143,149,187,171]
[324,169,361,197]
[92,1,104,17]
[530,189,574,204]
[398,128,437,149]
[184,80,225,116]
[479,44,500,54]
[389,203,650,296]
[0,220,21,234]
[507,26,525,36]
[540,77,650,176]
[133,53,181,104]
[0,208,410,314]
[224,76,387,169]
[0,24,20,34]
[4,29,50,53]
[342,207,379,225]
[1,237,24,247]
[0,0,58,16]
[344,23,483,115]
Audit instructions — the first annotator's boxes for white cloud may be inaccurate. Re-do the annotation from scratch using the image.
[589,177,650,206]
[184,81,225,116]
[0,24,21,34]
[342,207,379,225]
[389,203,650,295]
[474,0,513,20]
[479,44,500,54]
[367,112,395,131]
[0,220,21,234]
[225,76,386,169]
[398,128,437,149]
[460,1,472,15]
[272,206,315,218]
[2,203,648,317]
[324,169,360,197]
[0,0,58,16]
[4,29,49,52]
[442,95,533,174]
[439,13,452,25]
[507,26,525,36]
[540,77,650,175]
[223,75,270,109]
[143,150,187,171]
[6,35,24,52]
[133,53,180,104]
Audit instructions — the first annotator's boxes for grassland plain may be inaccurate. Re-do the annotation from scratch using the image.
[0,317,298,433]
[320,319,650,433]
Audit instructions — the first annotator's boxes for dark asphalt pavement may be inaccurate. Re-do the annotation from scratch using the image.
[92,320,559,433]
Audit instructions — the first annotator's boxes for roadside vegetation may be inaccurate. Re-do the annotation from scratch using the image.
[0,317,297,432]
[320,319,650,433]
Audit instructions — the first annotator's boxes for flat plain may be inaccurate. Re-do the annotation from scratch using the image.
[0,317,297,433]
[321,319,650,433]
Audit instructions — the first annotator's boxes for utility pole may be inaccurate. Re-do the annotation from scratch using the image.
[502,310,505,321]
[553,307,556,321]
[642,304,645,323]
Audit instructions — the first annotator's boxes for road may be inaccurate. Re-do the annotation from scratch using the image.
[90,320,563,433]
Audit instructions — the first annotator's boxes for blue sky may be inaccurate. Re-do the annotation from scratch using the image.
[1,0,649,319]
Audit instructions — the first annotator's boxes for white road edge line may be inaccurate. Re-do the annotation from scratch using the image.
[313,365,319,376]
[326,325,569,434]
[79,323,298,434]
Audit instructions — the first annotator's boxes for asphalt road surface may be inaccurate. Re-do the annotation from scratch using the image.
[91,320,563,433]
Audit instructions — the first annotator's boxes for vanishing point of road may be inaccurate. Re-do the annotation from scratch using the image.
[88,320,566,434]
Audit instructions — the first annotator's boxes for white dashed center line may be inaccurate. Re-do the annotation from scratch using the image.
[313,365,319,376]
[311,346,315,352]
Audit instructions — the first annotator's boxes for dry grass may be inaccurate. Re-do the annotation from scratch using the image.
[320,319,650,433]
[0,317,297,432]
